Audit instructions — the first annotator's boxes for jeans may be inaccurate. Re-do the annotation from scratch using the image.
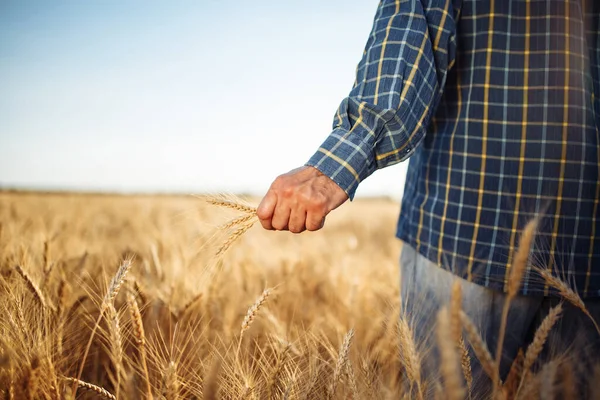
[399,244,600,399]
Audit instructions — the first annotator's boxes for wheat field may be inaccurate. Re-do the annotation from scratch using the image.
[0,191,598,399]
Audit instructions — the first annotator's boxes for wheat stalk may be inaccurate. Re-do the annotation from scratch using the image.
[329,328,355,399]
[127,293,152,399]
[106,303,123,398]
[63,377,116,400]
[437,307,465,400]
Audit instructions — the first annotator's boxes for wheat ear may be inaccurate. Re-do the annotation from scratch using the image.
[397,316,423,396]
[74,259,133,395]
[459,337,473,397]
[437,307,466,400]
[495,218,537,393]
[450,281,463,344]
[216,220,256,256]
[267,345,290,400]
[219,214,256,230]
[127,293,152,399]
[163,361,179,400]
[63,377,116,400]
[536,267,600,335]
[459,311,499,383]
[15,265,48,310]
[346,359,359,400]
[240,288,272,336]
[329,328,355,399]
[178,292,203,319]
[516,303,562,396]
[206,197,257,214]
[503,348,524,399]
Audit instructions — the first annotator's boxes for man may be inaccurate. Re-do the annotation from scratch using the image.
[257,0,600,394]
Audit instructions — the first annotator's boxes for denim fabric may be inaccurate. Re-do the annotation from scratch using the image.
[400,243,600,398]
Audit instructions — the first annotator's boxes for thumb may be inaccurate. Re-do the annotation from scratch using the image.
[257,190,277,230]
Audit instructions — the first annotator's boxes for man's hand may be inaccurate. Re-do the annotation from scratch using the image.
[257,166,349,233]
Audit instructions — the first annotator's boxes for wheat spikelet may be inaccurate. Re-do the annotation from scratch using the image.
[63,377,116,400]
[459,311,498,383]
[535,267,600,335]
[437,307,465,400]
[206,197,257,214]
[397,316,422,391]
[519,303,562,391]
[329,328,354,399]
[216,220,255,257]
[14,264,48,310]
[127,293,152,399]
[241,288,272,336]
[459,337,472,396]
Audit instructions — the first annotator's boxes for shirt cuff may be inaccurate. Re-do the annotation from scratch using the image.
[305,127,376,200]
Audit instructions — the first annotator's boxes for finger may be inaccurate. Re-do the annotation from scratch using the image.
[306,211,325,231]
[257,190,277,230]
[288,208,307,234]
[271,203,291,231]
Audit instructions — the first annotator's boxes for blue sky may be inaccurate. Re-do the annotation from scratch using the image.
[0,0,408,198]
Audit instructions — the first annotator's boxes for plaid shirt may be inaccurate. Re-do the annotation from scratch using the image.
[306,0,600,297]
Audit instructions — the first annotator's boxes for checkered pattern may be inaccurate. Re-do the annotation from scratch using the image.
[306,0,600,297]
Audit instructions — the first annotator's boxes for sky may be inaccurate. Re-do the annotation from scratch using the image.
[0,0,408,199]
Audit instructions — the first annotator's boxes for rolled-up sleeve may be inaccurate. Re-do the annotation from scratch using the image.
[306,0,460,199]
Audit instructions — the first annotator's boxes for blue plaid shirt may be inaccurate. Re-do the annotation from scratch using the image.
[306,0,600,297]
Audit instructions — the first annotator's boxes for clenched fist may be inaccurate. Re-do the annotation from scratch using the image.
[257,166,349,233]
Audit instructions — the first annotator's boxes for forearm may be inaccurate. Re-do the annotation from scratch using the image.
[307,0,460,199]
